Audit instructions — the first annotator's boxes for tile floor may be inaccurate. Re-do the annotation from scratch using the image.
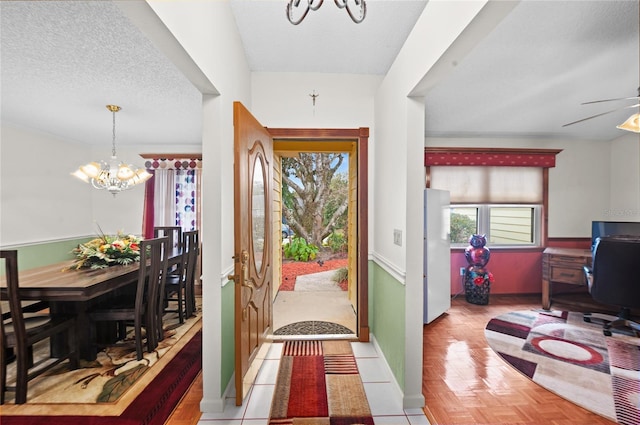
[197,341,430,425]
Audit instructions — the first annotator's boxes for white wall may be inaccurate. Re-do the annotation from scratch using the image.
[0,123,202,245]
[609,133,640,221]
[145,0,252,413]
[252,72,381,128]
[374,0,512,408]
[426,136,611,237]
[0,123,94,245]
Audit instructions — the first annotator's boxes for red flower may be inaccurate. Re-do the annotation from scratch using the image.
[488,272,495,282]
[473,276,485,285]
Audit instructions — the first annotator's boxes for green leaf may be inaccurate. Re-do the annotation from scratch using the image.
[96,364,148,402]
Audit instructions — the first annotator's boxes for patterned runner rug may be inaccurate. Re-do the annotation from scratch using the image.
[269,340,373,424]
[485,310,640,425]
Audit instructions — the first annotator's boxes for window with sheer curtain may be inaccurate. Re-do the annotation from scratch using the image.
[142,157,202,239]
[425,148,561,248]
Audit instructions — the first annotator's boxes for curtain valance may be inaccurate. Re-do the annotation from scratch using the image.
[424,148,561,168]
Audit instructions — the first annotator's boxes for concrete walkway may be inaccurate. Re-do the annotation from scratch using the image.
[273,269,355,334]
[294,269,342,291]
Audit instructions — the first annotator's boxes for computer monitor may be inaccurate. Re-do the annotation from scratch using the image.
[591,221,640,249]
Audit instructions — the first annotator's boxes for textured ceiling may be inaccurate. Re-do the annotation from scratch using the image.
[1,0,638,148]
[0,1,203,147]
[424,0,640,142]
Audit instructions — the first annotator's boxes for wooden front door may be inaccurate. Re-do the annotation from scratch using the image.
[231,102,273,405]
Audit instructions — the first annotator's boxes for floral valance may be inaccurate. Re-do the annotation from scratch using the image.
[424,148,562,168]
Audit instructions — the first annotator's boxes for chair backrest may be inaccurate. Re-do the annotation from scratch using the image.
[0,250,26,351]
[137,237,169,341]
[590,236,640,308]
[182,230,199,286]
[154,226,182,251]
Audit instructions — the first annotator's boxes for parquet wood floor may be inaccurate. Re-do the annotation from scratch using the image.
[165,295,618,425]
[423,295,617,425]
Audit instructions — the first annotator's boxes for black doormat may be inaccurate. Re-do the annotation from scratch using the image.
[273,321,354,335]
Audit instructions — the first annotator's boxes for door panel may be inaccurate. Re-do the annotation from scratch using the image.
[232,102,273,405]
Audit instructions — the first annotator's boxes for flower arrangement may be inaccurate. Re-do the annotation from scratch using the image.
[68,231,141,270]
[468,269,495,286]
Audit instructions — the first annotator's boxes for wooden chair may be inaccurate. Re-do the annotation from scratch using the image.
[88,237,169,361]
[154,226,182,277]
[0,250,79,405]
[164,230,199,323]
[154,226,182,251]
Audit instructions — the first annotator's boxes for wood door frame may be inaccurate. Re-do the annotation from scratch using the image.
[267,127,369,342]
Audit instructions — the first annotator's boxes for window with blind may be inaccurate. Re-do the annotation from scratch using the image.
[430,166,543,247]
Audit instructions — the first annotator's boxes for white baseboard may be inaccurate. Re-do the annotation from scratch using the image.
[370,333,425,410]
[199,397,225,413]
[199,372,234,413]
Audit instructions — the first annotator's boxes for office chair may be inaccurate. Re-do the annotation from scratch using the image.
[583,236,640,336]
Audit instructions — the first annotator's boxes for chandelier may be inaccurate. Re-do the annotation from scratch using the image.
[72,105,152,196]
[287,0,366,25]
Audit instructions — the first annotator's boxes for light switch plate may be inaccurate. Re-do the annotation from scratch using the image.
[393,229,402,246]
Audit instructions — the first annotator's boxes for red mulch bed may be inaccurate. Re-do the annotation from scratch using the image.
[280,257,349,291]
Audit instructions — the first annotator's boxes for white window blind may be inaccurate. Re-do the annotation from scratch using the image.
[430,166,543,203]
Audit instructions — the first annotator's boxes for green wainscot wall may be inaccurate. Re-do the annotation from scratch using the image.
[221,279,235,394]
[3,237,91,271]
[370,260,406,390]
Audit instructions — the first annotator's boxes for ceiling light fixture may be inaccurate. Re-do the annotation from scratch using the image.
[616,112,640,133]
[286,0,366,25]
[617,88,640,133]
[72,105,152,196]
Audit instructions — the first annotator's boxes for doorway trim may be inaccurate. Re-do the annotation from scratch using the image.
[267,127,369,342]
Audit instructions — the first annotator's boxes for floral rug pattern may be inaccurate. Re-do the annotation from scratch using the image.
[4,307,201,405]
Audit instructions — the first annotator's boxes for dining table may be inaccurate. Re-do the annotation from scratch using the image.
[0,250,183,360]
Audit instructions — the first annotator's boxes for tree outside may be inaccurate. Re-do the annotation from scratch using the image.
[450,212,476,244]
[281,153,349,252]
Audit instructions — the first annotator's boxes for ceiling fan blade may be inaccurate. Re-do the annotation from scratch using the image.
[562,103,640,127]
[581,96,640,105]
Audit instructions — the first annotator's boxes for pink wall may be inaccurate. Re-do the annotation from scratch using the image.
[449,238,591,295]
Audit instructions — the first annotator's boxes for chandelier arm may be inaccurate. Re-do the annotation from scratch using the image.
[286,0,312,25]
[343,0,366,23]
[308,0,323,11]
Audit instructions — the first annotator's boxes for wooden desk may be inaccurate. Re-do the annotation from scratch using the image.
[541,247,592,309]
[1,251,182,360]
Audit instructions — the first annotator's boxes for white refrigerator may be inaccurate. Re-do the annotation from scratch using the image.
[423,188,451,324]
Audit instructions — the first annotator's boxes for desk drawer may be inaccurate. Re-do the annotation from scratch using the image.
[551,267,586,285]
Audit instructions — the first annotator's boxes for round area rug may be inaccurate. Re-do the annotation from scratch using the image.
[485,310,640,425]
[274,321,354,335]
